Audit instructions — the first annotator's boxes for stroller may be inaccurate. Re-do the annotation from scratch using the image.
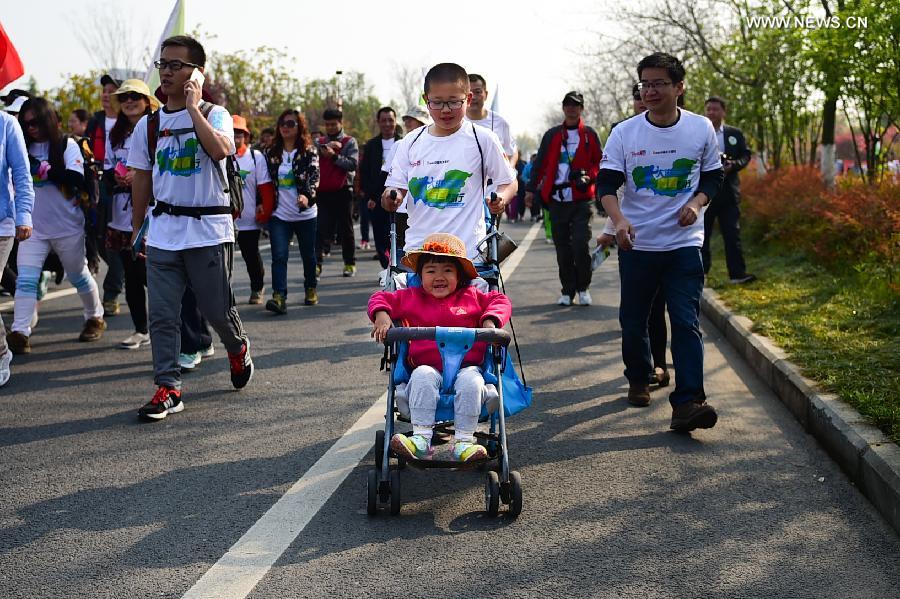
[367,192,532,518]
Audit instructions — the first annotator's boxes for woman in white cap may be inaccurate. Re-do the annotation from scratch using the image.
[102,79,160,349]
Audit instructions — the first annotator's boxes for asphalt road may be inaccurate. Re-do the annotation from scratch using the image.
[1,220,898,599]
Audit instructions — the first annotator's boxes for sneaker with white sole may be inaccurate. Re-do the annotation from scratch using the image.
[119,332,150,350]
[138,386,183,421]
[390,433,433,460]
[577,290,592,306]
[179,352,202,371]
[0,350,11,387]
[557,294,572,306]
[451,441,488,462]
[200,344,215,358]
[228,341,253,389]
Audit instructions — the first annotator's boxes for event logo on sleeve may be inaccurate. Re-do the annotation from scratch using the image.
[408,169,472,209]
[632,158,697,197]
[156,139,201,177]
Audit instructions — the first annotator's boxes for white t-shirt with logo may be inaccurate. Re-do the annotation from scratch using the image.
[234,148,271,231]
[600,109,721,251]
[272,149,317,223]
[553,128,581,202]
[127,105,236,251]
[104,134,144,232]
[466,110,516,157]
[29,139,86,240]
[385,123,515,259]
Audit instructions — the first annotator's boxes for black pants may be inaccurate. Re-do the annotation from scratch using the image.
[316,188,356,265]
[119,249,148,334]
[649,289,667,370]
[701,193,747,278]
[237,229,265,292]
[369,198,390,268]
[548,200,593,297]
[180,286,212,354]
[358,196,371,242]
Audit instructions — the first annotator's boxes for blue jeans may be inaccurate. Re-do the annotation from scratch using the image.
[618,247,704,406]
[270,216,317,298]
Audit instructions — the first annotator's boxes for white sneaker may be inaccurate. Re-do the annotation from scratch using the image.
[30,308,39,330]
[577,290,593,306]
[557,294,572,306]
[178,352,202,370]
[200,344,215,358]
[0,350,11,387]
[119,332,150,350]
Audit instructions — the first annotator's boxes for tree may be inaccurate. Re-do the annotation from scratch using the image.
[392,62,424,112]
[45,71,103,123]
[72,0,154,74]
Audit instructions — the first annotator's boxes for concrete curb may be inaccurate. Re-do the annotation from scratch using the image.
[701,288,900,534]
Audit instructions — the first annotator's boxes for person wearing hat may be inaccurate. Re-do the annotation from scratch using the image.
[85,73,126,317]
[231,114,274,304]
[368,232,511,463]
[400,105,432,132]
[2,90,32,116]
[101,79,160,350]
[525,91,603,307]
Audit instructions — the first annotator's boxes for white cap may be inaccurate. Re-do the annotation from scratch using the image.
[4,96,27,114]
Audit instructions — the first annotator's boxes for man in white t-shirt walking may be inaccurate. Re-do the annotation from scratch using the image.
[464,74,518,167]
[128,35,253,421]
[598,53,724,431]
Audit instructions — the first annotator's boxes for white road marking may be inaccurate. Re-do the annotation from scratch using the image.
[182,222,542,599]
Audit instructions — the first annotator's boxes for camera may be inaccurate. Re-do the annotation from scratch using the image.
[569,169,591,193]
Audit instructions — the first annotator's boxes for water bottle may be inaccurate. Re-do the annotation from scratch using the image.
[591,245,611,271]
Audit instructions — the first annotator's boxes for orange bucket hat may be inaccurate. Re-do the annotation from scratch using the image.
[401,233,478,280]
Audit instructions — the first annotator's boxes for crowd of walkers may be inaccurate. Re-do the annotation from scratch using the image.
[1,33,756,433]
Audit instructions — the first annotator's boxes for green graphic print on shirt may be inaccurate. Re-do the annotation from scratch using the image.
[238,169,251,182]
[157,138,201,177]
[277,169,296,189]
[408,169,473,209]
[632,158,697,197]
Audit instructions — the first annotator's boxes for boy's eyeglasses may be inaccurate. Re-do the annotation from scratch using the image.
[117,92,145,102]
[638,80,673,91]
[426,99,465,111]
[279,120,298,129]
[153,59,201,72]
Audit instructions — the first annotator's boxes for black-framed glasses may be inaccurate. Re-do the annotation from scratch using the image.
[279,120,298,129]
[153,59,201,72]
[638,80,674,91]
[426,99,465,111]
[117,92,145,102]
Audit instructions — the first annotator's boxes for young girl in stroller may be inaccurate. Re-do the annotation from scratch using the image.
[368,232,511,463]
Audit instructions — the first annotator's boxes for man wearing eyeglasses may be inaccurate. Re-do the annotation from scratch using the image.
[128,35,253,422]
[598,52,724,432]
[525,91,603,307]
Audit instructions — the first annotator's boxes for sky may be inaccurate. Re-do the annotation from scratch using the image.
[2,0,617,139]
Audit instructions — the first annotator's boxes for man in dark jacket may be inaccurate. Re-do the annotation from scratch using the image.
[316,108,360,277]
[702,96,756,284]
[360,107,401,269]
[525,91,602,306]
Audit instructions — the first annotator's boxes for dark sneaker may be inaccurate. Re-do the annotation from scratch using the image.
[138,386,183,421]
[229,341,253,389]
[249,290,263,305]
[670,400,718,432]
[266,293,287,315]
[627,382,651,407]
[7,331,30,355]
[343,264,357,277]
[304,287,318,306]
[78,317,107,342]
[729,273,757,284]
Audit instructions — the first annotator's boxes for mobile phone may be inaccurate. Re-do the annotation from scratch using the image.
[189,68,205,88]
[114,161,128,178]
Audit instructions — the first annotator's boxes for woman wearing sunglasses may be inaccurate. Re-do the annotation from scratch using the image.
[102,80,160,349]
[8,98,106,354]
[263,109,320,314]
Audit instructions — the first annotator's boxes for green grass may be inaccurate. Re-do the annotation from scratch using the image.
[705,239,900,444]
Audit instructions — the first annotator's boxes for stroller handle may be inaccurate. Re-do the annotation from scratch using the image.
[385,326,511,347]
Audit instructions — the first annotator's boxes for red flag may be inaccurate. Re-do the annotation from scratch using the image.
[0,22,25,90]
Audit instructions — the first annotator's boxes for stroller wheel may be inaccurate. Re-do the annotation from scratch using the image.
[366,469,378,516]
[507,471,523,518]
[484,471,500,516]
[374,430,385,471]
[389,469,402,515]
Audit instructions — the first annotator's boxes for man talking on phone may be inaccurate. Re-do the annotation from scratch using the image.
[128,35,253,422]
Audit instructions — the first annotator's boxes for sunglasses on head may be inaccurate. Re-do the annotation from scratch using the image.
[117,91,145,102]
[279,120,298,129]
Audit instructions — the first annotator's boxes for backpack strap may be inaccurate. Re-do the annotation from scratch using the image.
[147,110,160,166]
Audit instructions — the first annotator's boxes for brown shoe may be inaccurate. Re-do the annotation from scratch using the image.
[79,317,107,342]
[627,382,651,407]
[670,400,718,432]
[7,331,30,355]
[655,367,670,387]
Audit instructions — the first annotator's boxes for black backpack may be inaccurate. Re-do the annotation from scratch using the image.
[147,101,244,218]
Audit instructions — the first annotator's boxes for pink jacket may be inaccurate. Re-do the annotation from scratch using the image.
[368,286,512,370]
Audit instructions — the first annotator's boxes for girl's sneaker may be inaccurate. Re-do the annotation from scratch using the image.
[452,441,488,463]
[390,433,433,461]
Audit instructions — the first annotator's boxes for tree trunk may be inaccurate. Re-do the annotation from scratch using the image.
[821,95,837,188]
